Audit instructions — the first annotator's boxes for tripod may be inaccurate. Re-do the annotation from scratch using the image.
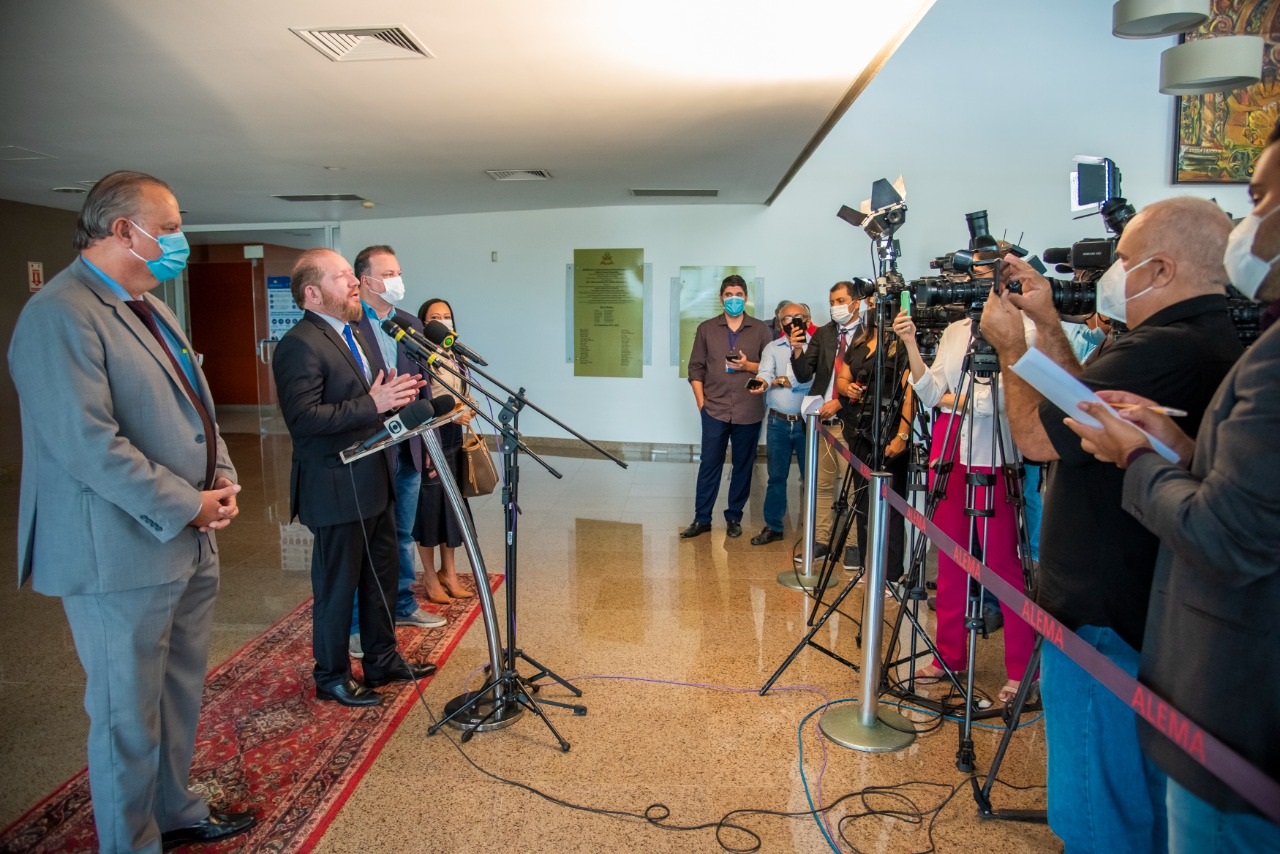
[878,303,1040,781]
[761,293,911,694]
[395,345,626,749]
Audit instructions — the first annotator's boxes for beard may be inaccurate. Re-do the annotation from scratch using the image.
[320,290,360,322]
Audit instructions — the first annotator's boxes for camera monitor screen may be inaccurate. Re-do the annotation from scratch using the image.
[1070,156,1119,213]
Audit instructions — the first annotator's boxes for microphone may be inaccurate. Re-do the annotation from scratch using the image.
[422,320,489,366]
[352,396,455,454]
[1043,246,1072,265]
[381,317,441,364]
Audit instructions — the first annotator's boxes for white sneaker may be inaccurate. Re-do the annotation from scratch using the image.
[349,634,364,659]
[396,607,447,628]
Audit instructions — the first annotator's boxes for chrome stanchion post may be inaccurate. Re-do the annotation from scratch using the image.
[819,471,916,751]
[778,403,834,591]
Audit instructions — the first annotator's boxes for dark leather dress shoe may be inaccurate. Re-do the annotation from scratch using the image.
[679,521,711,538]
[750,527,783,545]
[316,678,383,706]
[726,521,743,538]
[365,660,437,688]
[161,810,256,850]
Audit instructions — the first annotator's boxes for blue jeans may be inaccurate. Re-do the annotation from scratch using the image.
[1167,778,1280,854]
[694,410,762,525]
[352,443,422,631]
[1042,625,1168,853]
[763,413,805,532]
[1024,462,1042,561]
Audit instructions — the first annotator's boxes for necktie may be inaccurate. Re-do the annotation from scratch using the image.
[125,300,217,488]
[832,328,849,400]
[342,324,369,381]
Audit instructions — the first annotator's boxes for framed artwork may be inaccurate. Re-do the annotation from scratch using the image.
[1173,0,1279,184]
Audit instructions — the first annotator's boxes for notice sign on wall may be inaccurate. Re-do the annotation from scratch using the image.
[267,276,303,340]
[27,261,44,293]
[572,248,644,378]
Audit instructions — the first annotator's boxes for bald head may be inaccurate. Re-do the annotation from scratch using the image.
[1116,196,1232,326]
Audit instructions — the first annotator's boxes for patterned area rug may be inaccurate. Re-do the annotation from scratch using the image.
[0,573,501,854]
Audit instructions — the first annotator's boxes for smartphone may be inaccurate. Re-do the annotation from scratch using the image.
[899,291,911,314]
[784,317,807,337]
[726,349,741,360]
[745,378,766,391]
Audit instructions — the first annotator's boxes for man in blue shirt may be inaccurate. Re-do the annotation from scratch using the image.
[349,245,446,653]
[749,302,813,544]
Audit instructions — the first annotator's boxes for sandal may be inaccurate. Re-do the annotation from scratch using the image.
[913,664,957,686]
[998,680,1021,705]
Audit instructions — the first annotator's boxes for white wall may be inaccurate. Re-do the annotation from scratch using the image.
[340,0,1250,446]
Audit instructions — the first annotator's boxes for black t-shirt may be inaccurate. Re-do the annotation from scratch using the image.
[1037,294,1243,651]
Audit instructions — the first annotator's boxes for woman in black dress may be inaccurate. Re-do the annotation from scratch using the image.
[414,298,476,601]
[833,294,914,583]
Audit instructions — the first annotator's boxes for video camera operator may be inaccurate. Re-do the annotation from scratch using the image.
[979,196,1243,852]
[833,292,913,583]
[1063,121,1280,853]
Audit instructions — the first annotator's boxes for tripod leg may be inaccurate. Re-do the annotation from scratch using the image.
[515,649,585,699]
[974,637,1047,822]
[760,571,864,695]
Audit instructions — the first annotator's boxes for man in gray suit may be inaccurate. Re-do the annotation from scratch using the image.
[8,171,254,852]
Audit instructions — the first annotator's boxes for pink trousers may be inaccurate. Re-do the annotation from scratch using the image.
[928,414,1035,681]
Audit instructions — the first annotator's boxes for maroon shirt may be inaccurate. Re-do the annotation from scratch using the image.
[687,313,772,423]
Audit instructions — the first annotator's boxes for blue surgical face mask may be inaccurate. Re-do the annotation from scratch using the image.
[128,220,190,282]
[723,295,746,317]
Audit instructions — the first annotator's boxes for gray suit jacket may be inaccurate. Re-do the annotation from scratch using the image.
[8,257,235,596]
[1125,321,1280,814]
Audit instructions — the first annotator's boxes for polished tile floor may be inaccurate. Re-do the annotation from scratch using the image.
[0,430,1059,852]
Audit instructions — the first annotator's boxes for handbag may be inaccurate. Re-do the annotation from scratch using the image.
[460,425,499,497]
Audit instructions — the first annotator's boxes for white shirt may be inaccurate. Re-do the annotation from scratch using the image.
[911,318,1025,468]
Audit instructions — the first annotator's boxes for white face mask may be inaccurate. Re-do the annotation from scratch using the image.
[1224,208,1280,301]
[1096,256,1155,323]
[830,303,854,326]
[371,275,405,304]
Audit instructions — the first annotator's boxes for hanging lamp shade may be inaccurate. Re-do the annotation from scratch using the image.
[1159,35,1264,95]
[1113,0,1209,38]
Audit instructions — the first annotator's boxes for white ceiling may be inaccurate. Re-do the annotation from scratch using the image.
[0,0,933,226]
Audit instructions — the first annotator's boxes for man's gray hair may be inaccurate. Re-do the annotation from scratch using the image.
[73,171,173,250]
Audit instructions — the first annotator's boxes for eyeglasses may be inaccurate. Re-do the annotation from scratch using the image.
[781,315,807,324]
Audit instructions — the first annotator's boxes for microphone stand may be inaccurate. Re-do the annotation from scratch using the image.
[401,339,626,748]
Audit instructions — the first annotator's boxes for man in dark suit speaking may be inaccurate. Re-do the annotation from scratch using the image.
[273,248,436,707]
[9,171,253,852]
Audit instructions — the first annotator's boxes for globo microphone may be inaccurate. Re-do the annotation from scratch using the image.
[422,320,489,366]
[355,402,435,453]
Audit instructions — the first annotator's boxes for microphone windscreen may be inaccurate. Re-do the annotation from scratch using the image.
[1042,247,1072,265]
[430,394,457,417]
[397,399,436,430]
[422,320,455,348]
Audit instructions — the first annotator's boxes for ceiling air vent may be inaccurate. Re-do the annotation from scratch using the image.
[630,188,719,198]
[272,193,368,202]
[485,169,553,181]
[290,26,433,62]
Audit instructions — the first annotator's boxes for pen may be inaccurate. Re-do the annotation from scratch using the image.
[1113,403,1188,417]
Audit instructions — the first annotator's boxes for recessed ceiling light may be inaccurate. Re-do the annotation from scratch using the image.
[51,186,87,194]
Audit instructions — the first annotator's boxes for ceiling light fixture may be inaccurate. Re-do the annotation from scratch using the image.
[1112,0,1208,38]
[1159,35,1264,95]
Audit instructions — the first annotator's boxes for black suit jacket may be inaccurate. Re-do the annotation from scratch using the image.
[791,320,859,398]
[273,311,393,527]
[353,306,429,473]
